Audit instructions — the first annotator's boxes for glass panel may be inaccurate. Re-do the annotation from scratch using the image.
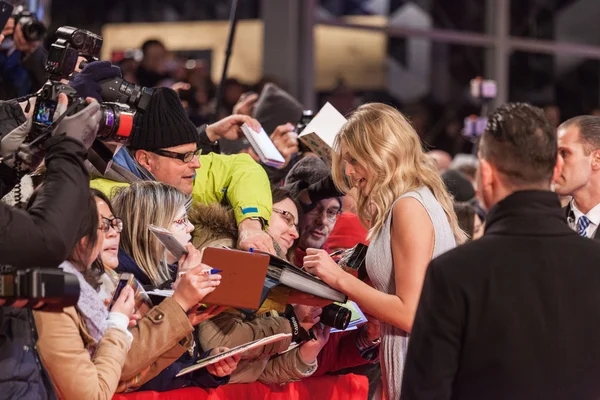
[509,51,600,121]
[510,0,600,47]
[318,0,489,33]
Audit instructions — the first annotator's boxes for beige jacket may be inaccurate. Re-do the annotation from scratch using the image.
[34,307,129,400]
[35,297,195,398]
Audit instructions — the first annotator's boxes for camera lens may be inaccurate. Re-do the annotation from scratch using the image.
[320,304,351,330]
[21,20,47,42]
[97,104,134,145]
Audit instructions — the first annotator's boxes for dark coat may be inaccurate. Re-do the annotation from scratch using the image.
[0,104,92,399]
[402,190,600,400]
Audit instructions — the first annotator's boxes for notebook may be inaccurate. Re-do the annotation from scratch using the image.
[241,123,286,168]
[298,102,347,165]
[263,252,348,303]
[200,247,271,310]
[175,333,292,377]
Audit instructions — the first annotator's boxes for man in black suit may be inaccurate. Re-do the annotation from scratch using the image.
[554,116,600,239]
[401,103,600,400]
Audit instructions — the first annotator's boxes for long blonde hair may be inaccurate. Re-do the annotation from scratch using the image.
[332,103,466,243]
[112,181,188,286]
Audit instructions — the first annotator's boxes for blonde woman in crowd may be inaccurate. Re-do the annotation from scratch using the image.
[303,103,465,399]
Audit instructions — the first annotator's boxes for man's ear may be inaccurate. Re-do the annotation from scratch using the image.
[479,158,494,190]
[552,153,564,183]
[591,150,600,171]
[135,150,152,170]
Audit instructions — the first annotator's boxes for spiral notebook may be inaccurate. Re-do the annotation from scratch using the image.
[175,333,292,377]
[241,123,286,168]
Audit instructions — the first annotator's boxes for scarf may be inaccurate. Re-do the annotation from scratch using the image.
[60,261,108,353]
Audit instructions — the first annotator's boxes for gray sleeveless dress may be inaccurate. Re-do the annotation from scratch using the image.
[366,186,457,399]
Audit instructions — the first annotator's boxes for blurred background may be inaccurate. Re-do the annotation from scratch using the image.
[20,0,600,155]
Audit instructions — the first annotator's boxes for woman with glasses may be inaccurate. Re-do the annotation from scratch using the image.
[189,186,328,385]
[34,190,137,399]
[93,185,241,392]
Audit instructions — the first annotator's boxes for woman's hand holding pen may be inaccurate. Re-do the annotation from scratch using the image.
[303,248,348,290]
[172,263,222,314]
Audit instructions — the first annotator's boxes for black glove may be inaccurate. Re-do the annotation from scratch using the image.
[69,61,122,102]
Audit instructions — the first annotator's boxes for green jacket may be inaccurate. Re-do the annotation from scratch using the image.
[90,152,272,224]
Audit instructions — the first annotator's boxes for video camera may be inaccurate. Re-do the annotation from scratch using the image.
[0,268,79,311]
[27,26,153,168]
[11,5,46,42]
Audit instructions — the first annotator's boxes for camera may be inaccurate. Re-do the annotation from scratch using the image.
[29,26,142,148]
[320,303,351,330]
[31,83,136,145]
[12,6,46,42]
[46,26,102,79]
[0,268,80,311]
[98,76,153,112]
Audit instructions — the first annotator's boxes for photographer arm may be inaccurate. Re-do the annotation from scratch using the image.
[0,136,91,267]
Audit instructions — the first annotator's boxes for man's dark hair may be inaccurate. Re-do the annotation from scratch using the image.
[558,115,600,155]
[141,39,166,55]
[479,102,556,186]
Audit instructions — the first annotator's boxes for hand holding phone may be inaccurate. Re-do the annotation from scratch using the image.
[108,273,134,311]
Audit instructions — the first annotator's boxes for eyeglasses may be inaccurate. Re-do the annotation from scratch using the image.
[100,217,123,233]
[307,204,342,222]
[150,148,202,163]
[173,215,190,230]
[273,208,299,231]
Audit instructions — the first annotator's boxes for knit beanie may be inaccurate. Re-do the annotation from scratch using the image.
[284,155,330,194]
[129,87,199,151]
[284,155,342,209]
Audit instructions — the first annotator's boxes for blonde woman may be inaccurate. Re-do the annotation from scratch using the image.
[112,181,194,286]
[303,103,465,399]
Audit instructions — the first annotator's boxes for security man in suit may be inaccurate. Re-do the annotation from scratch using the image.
[401,103,600,400]
[554,115,600,238]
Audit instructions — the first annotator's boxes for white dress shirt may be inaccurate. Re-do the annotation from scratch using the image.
[569,200,600,238]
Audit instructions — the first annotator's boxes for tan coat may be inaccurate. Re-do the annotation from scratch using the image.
[34,297,194,399]
[34,307,129,400]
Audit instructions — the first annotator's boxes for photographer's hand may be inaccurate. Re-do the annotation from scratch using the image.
[52,94,101,149]
[1,115,32,169]
[69,61,122,102]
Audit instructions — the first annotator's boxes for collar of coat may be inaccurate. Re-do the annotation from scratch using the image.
[484,190,573,237]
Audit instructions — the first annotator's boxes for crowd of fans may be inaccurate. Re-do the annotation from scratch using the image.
[5,13,600,400]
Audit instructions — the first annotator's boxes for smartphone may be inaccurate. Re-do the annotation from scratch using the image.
[108,273,134,311]
[148,224,188,260]
[0,1,14,33]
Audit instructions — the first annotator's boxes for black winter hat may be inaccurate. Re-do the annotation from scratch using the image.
[129,87,199,151]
